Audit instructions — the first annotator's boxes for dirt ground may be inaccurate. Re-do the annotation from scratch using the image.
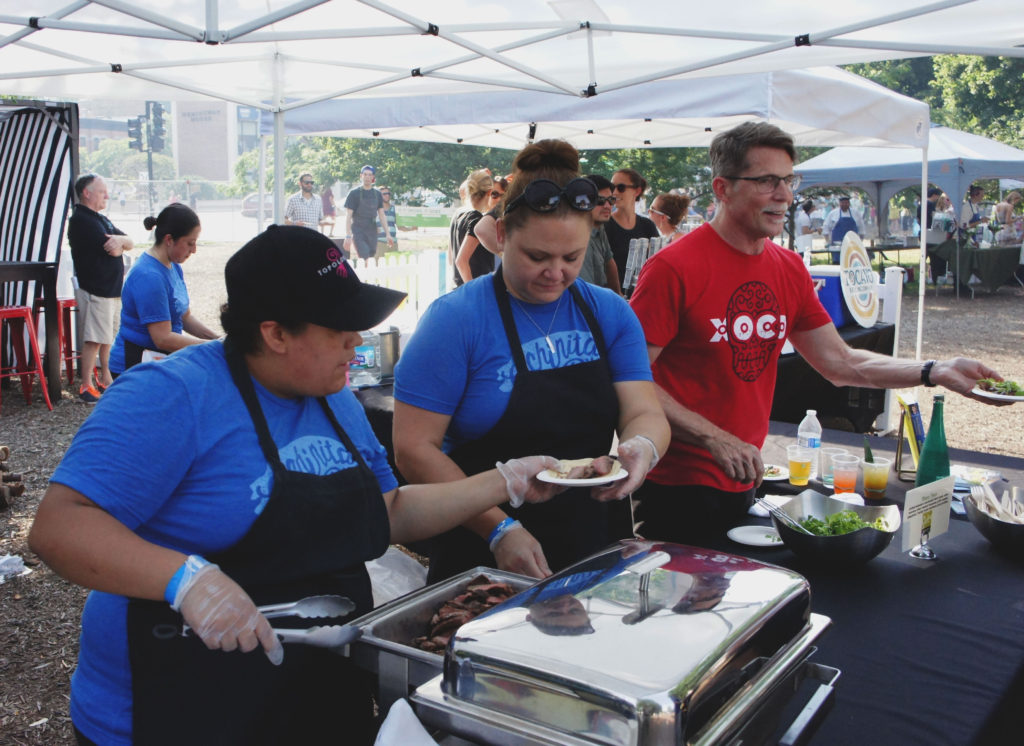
[1,239,1022,745]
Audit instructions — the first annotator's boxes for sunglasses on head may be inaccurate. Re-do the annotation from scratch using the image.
[594,196,616,206]
[503,178,598,216]
[612,182,636,193]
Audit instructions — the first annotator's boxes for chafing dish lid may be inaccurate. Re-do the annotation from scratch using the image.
[439,540,811,740]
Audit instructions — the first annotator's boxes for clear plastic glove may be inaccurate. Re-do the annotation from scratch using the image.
[592,438,656,501]
[176,563,283,665]
[492,525,552,579]
[495,455,563,507]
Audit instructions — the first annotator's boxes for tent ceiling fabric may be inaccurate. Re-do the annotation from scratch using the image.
[266,68,930,149]
[2,0,1022,117]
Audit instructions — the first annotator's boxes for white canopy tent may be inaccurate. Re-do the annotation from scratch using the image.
[4,0,1023,358]
[796,125,1024,225]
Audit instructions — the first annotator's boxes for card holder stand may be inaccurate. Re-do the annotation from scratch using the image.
[895,416,917,482]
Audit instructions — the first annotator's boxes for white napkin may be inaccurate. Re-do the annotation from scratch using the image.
[748,494,793,517]
[374,699,438,746]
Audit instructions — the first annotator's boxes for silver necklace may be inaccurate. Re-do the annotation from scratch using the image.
[511,292,564,354]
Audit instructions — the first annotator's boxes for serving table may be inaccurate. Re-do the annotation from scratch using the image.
[738,422,1024,746]
[930,240,1021,293]
[0,262,62,402]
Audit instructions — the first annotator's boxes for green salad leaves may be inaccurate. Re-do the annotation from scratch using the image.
[799,510,889,536]
[977,378,1024,396]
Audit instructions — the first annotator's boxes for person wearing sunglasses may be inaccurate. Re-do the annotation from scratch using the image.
[450,169,495,286]
[629,121,1004,549]
[393,139,669,583]
[606,168,660,287]
[470,173,514,260]
[576,173,622,294]
[648,192,692,244]
[284,172,324,230]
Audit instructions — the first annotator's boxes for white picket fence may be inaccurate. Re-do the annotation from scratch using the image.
[352,250,448,333]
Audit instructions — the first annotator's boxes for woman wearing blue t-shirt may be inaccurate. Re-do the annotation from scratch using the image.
[110,204,218,375]
[394,140,670,583]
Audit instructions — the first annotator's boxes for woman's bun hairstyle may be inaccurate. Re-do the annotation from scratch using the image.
[502,139,588,233]
[143,215,158,231]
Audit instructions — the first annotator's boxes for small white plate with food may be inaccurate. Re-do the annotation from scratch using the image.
[762,464,790,481]
[972,378,1024,403]
[727,525,784,547]
[537,458,630,486]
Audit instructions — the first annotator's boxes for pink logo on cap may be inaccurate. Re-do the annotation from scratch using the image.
[322,247,349,278]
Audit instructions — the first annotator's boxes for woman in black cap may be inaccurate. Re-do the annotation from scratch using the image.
[393,140,670,584]
[29,226,566,746]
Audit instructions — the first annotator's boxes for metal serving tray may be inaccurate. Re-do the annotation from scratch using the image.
[409,541,835,746]
[349,566,534,715]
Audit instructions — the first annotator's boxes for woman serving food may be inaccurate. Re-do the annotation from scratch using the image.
[30,226,567,746]
[109,204,218,375]
[393,140,670,583]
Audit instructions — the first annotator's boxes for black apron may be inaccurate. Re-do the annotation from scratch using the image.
[125,341,390,745]
[426,269,621,583]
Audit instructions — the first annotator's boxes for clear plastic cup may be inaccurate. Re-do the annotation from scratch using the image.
[787,444,813,486]
[862,457,892,500]
[831,454,860,494]
[819,447,850,488]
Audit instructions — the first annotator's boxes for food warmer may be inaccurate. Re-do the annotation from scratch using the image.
[348,540,839,745]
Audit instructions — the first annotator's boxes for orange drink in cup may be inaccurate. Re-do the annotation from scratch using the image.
[831,454,860,494]
[862,457,892,500]
[787,444,813,486]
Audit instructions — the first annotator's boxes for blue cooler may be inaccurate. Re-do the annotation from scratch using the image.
[810,266,852,328]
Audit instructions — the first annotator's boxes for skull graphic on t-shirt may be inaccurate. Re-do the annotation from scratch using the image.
[720,281,786,381]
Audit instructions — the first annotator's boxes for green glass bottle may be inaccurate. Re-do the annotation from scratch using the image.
[915,394,950,487]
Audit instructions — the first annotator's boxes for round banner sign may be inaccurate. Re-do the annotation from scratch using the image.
[839,232,879,328]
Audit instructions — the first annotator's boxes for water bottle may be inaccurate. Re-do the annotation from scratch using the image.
[797,409,823,479]
[915,394,950,487]
[349,331,380,388]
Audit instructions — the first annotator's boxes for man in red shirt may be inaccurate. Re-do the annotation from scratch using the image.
[629,122,1003,546]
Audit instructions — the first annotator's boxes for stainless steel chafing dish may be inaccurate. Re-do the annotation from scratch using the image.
[349,567,535,715]
[406,541,838,745]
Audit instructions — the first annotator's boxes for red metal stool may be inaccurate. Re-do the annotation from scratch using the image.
[32,297,78,384]
[0,306,55,413]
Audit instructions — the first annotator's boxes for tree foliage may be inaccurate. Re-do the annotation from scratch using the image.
[930,56,1024,149]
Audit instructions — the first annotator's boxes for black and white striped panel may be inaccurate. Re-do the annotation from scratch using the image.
[0,103,77,308]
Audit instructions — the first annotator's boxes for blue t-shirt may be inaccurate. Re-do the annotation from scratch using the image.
[52,342,397,746]
[110,252,190,373]
[394,277,652,450]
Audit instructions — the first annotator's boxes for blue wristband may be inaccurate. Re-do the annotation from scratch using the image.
[163,562,188,605]
[487,517,522,552]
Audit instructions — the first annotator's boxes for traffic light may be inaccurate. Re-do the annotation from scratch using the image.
[150,102,165,152]
[127,117,143,151]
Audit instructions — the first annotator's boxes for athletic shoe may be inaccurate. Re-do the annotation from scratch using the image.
[79,385,101,403]
[95,381,109,393]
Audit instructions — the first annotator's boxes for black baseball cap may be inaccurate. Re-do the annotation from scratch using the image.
[225,225,406,332]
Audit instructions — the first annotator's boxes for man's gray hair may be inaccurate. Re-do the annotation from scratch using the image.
[709,122,796,180]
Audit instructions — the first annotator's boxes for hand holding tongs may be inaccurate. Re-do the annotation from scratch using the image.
[183,595,361,649]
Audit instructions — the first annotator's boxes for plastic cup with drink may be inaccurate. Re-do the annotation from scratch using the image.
[819,447,849,488]
[861,457,892,501]
[787,444,814,486]
[831,454,860,494]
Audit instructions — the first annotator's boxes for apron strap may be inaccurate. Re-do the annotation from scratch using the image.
[224,339,289,474]
[316,397,371,473]
[492,268,611,374]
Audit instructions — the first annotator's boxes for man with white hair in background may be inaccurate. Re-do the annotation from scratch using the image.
[67,173,135,402]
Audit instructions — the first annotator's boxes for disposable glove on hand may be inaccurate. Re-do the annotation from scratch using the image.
[176,562,283,666]
[495,455,562,507]
[593,436,659,501]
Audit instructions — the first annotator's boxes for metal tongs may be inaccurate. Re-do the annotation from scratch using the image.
[182,594,361,649]
[262,594,361,649]
[755,497,815,535]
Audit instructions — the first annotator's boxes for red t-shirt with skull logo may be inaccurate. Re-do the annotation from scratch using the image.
[630,223,831,491]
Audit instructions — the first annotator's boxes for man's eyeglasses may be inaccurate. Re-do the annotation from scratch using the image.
[381,192,391,197]
[611,183,636,193]
[724,173,801,193]
[301,180,314,186]
[504,178,598,216]
[594,196,616,207]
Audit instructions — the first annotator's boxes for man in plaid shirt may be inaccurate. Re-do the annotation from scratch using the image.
[284,172,324,230]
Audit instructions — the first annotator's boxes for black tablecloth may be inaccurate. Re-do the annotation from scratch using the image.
[737,423,1024,746]
[931,240,1022,293]
[355,389,1024,746]
[772,322,895,432]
